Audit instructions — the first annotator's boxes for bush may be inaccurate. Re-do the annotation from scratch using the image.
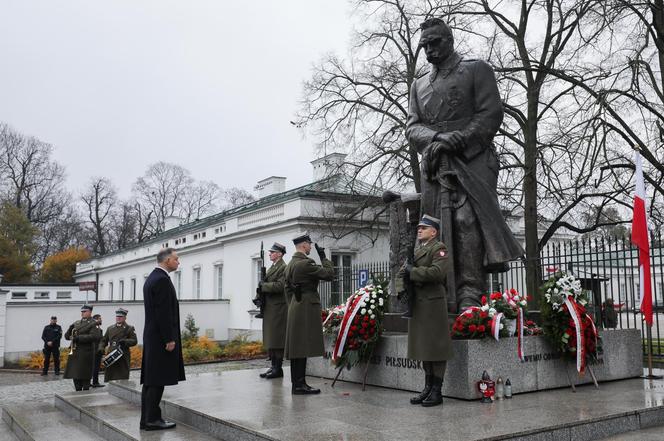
[221,334,265,359]
[182,336,223,363]
[182,314,200,342]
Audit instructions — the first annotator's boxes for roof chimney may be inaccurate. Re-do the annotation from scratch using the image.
[311,153,347,181]
[255,176,286,198]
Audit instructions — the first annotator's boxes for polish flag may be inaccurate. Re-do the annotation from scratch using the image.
[631,151,653,326]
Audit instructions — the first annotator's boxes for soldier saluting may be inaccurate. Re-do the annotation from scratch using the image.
[283,234,334,395]
[63,304,102,391]
[100,308,138,382]
[400,215,453,407]
[257,243,288,379]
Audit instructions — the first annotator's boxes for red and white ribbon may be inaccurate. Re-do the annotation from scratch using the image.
[517,307,525,362]
[491,312,504,341]
[332,291,370,361]
[563,295,586,373]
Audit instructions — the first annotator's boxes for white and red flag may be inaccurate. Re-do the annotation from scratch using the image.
[631,150,653,326]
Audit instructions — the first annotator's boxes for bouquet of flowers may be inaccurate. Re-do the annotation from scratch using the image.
[524,320,543,336]
[451,306,495,339]
[482,289,529,319]
[540,272,600,373]
[326,280,388,368]
[322,304,345,335]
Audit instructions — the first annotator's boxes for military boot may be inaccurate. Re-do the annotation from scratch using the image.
[421,376,443,407]
[291,359,320,395]
[265,356,283,379]
[410,374,433,405]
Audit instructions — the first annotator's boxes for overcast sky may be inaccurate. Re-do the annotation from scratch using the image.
[0,0,351,199]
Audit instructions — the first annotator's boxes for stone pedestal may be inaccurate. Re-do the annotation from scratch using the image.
[307,329,642,400]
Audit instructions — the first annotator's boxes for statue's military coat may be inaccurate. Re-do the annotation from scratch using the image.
[283,252,335,359]
[407,239,454,361]
[63,317,101,380]
[261,258,287,350]
[405,52,523,268]
[101,323,138,381]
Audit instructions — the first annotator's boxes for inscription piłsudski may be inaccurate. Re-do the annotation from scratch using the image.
[323,352,421,369]
[520,352,604,365]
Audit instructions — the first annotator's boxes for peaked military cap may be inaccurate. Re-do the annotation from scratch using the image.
[292,234,312,245]
[417,214,440,231]
[115,308,128,317]
[269,242,287,254]
[80,304,93,311]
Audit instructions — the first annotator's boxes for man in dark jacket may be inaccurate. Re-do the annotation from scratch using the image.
[140,248,185,431]
[41,316,62,375]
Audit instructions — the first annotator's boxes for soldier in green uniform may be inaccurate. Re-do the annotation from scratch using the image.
[63,305,102,391]
[401,215,453,407]
[257,243,288,379]
[101,308,138,382]
[284,234,335,395]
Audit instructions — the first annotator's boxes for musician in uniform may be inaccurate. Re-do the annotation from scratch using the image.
[101,308,138,381]
[91,313,105,387]
[63,304,102,391]
[400,215,453,407]
[257,243,288,379]
[283,234,334,395]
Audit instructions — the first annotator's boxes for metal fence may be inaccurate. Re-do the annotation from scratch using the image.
[320,261,390,309]
[321,232,664,358]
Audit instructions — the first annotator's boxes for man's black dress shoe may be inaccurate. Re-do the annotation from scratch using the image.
[144,420,176,431]
[91,383,105,388]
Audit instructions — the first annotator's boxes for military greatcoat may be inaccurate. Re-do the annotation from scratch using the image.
[63,317,100,380]
[407,239,454,361]
[261,258,287,350]
[101,323,138,381]
[283,252,335,359]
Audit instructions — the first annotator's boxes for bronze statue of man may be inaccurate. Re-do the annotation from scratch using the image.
[405,17,523,310]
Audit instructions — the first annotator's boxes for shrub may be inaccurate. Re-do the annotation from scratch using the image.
[182,336,223,363]
[221,334,265,359]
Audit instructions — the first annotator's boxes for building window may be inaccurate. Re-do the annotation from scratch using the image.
[119,280,125,300]
[215,265,223,299]
[131,278,137,300]
[193,267,201,299]
[35,291,50,299]
[175,271,182,299]
[56,291,71,299]
[202,231,206,238]
[11,292,27,299]
[331,253,353,305]
[109,281,114,300]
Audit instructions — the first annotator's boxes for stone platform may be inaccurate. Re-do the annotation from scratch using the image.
[307,329,642,400]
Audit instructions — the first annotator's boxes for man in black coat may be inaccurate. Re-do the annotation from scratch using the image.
[41,316,62,375]
[140,247,185,431]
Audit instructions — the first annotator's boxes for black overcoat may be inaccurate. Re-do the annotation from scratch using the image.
[140,268,185,386]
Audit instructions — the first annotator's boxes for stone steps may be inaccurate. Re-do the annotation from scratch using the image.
[0,418,19,441]
[54,390,220,441]
[106,381,274,441]
[1,401,104,441]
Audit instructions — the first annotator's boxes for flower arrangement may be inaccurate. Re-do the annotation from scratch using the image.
[481,288,529,319]
[540,272,600,372]
[322,280,388,368]
[451,306,495,339]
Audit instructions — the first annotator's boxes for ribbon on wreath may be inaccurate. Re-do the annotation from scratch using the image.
[490,309,525,362]
[491,312,504,341]
[332,291,370,361]
[563,295,586,373]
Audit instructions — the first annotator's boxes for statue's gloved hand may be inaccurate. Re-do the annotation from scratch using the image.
[434,131,465,152]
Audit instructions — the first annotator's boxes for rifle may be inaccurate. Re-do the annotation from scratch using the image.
[253,241,268,318]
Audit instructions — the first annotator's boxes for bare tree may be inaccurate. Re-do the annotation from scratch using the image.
[221,187,256,209]
[81,177,117,255]
[181,180,221,222]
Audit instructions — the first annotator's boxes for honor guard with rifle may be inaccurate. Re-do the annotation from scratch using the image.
[257,242,288,379]
[399,215,453,407]
[252,242,268,318]
[283,234,334,395]
[63,304,102,391]
[101,308,138,381]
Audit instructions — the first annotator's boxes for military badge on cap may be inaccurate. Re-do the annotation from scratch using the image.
[269,242,287,254]
[80,304,93,311]
[417,214,440,231]
[292,234,312,245]
[115,308,128,317]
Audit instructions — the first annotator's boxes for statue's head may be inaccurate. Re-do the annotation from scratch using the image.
[419,18,455,65]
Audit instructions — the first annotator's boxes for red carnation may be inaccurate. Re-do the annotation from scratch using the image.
[478,325,486,333]
[370,319,376,326]
[363,316,369,322]
[469,324,477,333]
[351,325,358,332]
[481,295,487,305]
[510,288,517,295]
[362,322,369,328]
[353,317,360,324]
[480,311,488,319]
